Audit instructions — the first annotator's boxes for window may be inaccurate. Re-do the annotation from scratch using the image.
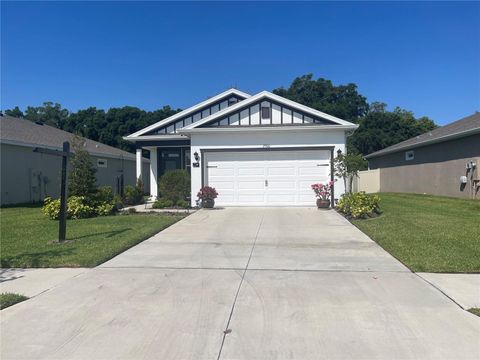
[261,106,271,119]
[228,99,237,106]
[97,159,107,168]
[405,150,414,161]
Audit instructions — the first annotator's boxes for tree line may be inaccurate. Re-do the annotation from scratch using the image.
[4,73,436,156]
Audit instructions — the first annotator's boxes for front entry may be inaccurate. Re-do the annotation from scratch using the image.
[158,147,191,177]
[204,149,332,206]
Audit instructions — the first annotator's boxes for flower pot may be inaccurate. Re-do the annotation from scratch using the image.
[202,198,215,208]
[316,199,330,209]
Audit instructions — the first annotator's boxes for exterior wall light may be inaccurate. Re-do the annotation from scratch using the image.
[193,151,200,167]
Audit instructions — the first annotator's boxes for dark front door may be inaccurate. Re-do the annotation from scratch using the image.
[159,148,182,175]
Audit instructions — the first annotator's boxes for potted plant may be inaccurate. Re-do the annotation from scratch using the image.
[311,181,333,209]
[197,186,218,208]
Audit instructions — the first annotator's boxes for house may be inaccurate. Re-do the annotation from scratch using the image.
[0,115,150,205]
[124,88,358,207]
[364,112,480,199]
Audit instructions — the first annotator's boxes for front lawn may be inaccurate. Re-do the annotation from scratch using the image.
[352,193,480,273]
[0,205,185,268]
[0,293,29,310]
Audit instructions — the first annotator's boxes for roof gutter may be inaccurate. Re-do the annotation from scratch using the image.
[365,127,480,159]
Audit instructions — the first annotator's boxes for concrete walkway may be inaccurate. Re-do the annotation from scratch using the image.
[418,272,480,309]
[0,268,88,297]
[1,208,479,359]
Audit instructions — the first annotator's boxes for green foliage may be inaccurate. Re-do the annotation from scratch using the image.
[42,196,113,220]
[94,186,114,204]
[23,102,69,128]
[273,74,369,123]
[349,104,437,155]
[96,202,115,216]
[336,192,380,219]
[175,199,190,209]
[0,293,29,309]
[68,138,97,199]
[123,185,143,206]
[158,170,190,204]
[152,198,174,209]
[334,152,367,193]
[4,106,24,118]
[67,196,96,219]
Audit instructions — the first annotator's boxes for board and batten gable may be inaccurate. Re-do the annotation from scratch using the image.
[198,99,336,128]
[188,128,348,206]
[143,94,246,135]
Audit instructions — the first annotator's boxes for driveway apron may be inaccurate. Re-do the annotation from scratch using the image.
[1,208,479,360]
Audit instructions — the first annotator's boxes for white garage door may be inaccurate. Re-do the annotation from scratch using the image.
[205,149,331,206]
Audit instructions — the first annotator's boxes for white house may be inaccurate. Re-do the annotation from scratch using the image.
[124,89,358,207]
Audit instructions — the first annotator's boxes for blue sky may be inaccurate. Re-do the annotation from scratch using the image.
[2,1,479,125]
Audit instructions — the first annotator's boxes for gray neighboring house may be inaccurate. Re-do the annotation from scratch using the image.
[0,115,150,205]
[365,112,480,199]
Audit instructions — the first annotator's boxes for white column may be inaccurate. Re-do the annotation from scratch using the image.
[149,148,158,199]
[136,148,142,181]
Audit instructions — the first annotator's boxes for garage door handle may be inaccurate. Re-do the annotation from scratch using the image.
[317,164,329,166]
[207,165,218,168]
[265,180,268,187]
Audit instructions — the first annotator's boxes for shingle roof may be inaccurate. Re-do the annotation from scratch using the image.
[0,115,141,161]
[365,112,480,159]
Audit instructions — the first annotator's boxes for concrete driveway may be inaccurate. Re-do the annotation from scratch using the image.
[1,208,479,359]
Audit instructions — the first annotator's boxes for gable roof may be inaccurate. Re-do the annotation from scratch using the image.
[180,91,357,131]
[365,112,480,159]
[125,88,251,139]
[0,115,145,161]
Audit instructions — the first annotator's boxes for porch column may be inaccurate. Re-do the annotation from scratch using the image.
[136,148,142,181]
[149,148,158,199]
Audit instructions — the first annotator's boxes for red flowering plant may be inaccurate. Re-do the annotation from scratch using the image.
[311,181,334,201]
[197,186,218,201]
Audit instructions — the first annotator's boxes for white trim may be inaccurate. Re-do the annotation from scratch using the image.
[126,88,251,138]
[123,134,188,142]
[0,138,150,163]
[136,149,143,179]
[182,91,356,130]
[180,124,358,135]
[149,148,158,198]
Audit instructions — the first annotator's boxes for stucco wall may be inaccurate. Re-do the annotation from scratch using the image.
[1,143,149,205]
[379,157,479,199]
[368,134,480,169]
[189,129,348,206]
[367,134,480,199]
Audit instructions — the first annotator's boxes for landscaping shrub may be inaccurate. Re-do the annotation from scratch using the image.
[152,198,174,209]
[123,185,143,206]
[175,199,190,209]
[96,202,115,216]
[68,138,97,199]
[158,170,190,204]
[94,186,114,204]
[42,196,113,219]
[336,192,380,219]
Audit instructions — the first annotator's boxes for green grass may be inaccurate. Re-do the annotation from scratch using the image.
[352,193,480,273]
[0,293,29,309]
[468,308,480,317]
[0,206,185,268]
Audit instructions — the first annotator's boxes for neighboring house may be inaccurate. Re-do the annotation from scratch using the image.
[364,112,480,199]
[124,88,358,207]
[0,115,150,205]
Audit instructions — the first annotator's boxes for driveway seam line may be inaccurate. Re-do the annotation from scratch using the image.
[414,273,465,310]
[216,212,265,360]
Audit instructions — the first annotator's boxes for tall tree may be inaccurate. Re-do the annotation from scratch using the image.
[4,106,24,118]
[68,137,97,199]
[24,102,69,128]
[273,74,369,123]
[349,103,437,155]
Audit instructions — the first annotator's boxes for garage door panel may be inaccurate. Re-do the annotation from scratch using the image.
[238,167,265,176]
[267,166,296,176]
[206,150,331,206]
[238,181,265,190]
